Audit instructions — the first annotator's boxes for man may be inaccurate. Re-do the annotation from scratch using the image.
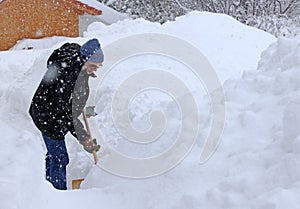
[29,39,103,190]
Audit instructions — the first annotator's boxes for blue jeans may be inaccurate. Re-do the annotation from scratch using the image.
[42,132,69,190]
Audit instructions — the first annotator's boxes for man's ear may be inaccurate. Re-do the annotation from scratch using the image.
[90,73,97,78]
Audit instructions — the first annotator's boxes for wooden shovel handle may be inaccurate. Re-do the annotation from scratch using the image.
[83,110,91,135]
[83,109,99,165]
[92,151,98,165]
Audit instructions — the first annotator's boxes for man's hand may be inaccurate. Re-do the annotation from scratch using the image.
[81,135,100,153]
[85,106,97,118]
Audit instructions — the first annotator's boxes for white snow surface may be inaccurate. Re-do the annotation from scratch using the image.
[1,11,300,209]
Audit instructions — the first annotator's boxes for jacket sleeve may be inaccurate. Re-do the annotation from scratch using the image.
[68,117,88,143]
[68,71,90,143]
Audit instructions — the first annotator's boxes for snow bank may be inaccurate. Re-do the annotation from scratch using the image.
[2,11,300,209]
[218,36,300,208]
[85,11,275,82]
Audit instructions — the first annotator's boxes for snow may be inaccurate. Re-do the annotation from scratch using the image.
[1,11,300,209]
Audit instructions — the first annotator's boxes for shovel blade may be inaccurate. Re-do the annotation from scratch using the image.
[72,178,84,189]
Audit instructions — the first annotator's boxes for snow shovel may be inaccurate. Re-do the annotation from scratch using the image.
[72,110,99,189]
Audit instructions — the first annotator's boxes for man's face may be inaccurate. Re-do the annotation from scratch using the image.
[85,61,102,74]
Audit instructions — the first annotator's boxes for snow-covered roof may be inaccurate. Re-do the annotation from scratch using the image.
[78,0,130,24]
[67,0,102,15]
[78,0,102,10]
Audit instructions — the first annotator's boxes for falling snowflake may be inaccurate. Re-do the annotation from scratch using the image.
[35,29,43,37]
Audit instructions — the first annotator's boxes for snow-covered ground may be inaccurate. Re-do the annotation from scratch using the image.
[1,11,300,209]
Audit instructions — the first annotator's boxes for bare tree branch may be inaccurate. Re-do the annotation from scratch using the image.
[282,0,297,15]
[174,0,191,12]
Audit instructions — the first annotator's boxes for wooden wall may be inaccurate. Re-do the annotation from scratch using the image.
[0,0,81,50]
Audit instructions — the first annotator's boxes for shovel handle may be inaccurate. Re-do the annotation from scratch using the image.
[83,110,91,135]
[92,150,98,165]
[83,109,99,165]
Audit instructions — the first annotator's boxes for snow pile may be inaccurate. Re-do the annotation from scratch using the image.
[1,11,300,209]
[85,11,275,82]
[217,36,300,208]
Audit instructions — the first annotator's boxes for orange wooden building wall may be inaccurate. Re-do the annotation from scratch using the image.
[0,0,101,51]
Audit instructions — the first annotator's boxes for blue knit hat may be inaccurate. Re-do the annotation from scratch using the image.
[80,38,104,63]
